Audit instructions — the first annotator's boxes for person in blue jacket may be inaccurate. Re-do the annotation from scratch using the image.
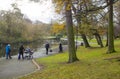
[5,44,12,59]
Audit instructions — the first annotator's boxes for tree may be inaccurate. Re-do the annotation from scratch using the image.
[64,0,79,62]
[51,0,79,62]
[75,5,91,48]
[107,0,116,53]
[0,3,45,43]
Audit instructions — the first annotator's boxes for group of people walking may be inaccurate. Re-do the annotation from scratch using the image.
[5,43,33,60]
[5,42,63,59]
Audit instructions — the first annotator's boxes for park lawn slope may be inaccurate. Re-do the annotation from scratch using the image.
[19,40,120,79]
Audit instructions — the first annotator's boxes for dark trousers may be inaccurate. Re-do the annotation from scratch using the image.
[18,53,24,60]
[59,47,63,52]
[46,48,49,55]
[6,52,12,59]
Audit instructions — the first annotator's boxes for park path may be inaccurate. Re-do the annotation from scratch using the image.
[0,57,35,79]
[0,45,68,79]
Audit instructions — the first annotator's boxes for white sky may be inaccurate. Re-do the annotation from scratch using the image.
[0,0,60,23]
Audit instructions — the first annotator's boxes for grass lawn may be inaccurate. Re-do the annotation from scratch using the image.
[19,39,120,79]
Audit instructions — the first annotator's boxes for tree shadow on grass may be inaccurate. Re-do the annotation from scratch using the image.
[104,56,120,62]
[117,59,120,61]
[87,47,103,49]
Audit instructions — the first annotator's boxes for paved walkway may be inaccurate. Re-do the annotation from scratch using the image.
[0,45,68,79]
[0,57,35,79]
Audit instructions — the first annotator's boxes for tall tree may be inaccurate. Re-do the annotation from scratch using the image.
[30,0,79,62]
[107,0,115,53]
[64,0,79,62]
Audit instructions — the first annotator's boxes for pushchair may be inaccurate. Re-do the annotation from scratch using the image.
[24,49,34,60]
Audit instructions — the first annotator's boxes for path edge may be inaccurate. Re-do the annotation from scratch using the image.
[15,59,41,79]
[32,59,41,70]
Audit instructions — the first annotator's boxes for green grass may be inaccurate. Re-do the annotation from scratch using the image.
[19,40,120,79]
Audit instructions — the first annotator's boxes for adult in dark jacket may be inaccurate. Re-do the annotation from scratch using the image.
[18,45,25,60]
[59,43,63,53]
[45,43,50,55]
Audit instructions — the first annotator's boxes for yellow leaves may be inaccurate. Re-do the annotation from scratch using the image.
[66,3,71,11]
[64,0,72,11]
[55,8,61,14]
[53,0,72,13]
[53,0,64,13]
[57,0,63,5]
[51,23,65,34]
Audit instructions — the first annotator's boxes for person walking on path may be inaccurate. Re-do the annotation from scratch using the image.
[59,43,63,53]
[45,42,50,55]
[18,45,25,60]
[5,43,12,59]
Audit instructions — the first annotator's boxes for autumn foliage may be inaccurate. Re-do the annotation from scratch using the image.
[51,22,65,35]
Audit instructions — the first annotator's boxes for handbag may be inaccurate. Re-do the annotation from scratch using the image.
[50,49,52,52]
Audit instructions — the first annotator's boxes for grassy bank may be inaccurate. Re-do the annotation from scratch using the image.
[20,40,120,79]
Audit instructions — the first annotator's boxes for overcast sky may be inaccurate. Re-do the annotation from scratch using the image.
[0,0,60,23]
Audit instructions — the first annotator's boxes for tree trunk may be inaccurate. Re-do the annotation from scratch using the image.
[81,34,90,48]
[94,33,104,47]
[95,33,100,45]
[106,32,108,47]
[107,0,115,53]
[65,0,79,63]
